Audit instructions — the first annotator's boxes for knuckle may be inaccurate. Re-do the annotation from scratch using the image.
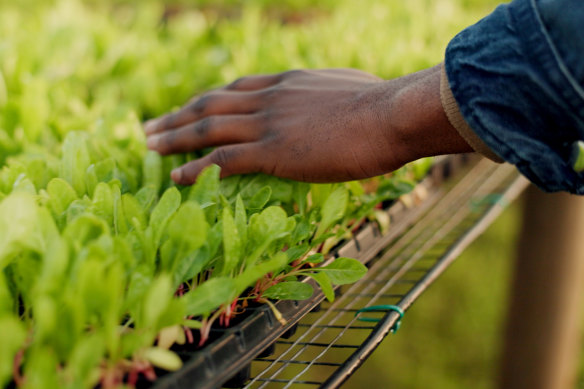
[227,76,247,90]
[257,85,281,101]
[189,94,211,116]
[281,69,303,79]
[181,164,199,184]
[193,116,213,137]
[209,147,231,167]
[161,113,176,130]
[158,132,176,155]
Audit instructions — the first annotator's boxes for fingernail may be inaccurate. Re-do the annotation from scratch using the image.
[144,119,158,135]
[171,168,183,182]
[147,134,160,150]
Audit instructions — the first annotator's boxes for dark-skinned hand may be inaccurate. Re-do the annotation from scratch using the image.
[144,64,472,185]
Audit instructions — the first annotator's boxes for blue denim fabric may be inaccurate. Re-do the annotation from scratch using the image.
[444,0,584,194]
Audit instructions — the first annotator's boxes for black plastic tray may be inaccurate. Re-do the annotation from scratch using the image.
[148,156,464,389]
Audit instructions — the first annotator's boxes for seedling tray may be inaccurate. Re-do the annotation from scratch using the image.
[150,155,528,389]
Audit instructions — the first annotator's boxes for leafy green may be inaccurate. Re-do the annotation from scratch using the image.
[235,252,289,295]
[314,257,367,285]
[148,186,181,247]
[59,132,92,197]
[219,206,242,276]
[181,277,236,317]
[188,164,221,222]
[263,281,314,300]
[0,317,26,388]
[308,272,335,302]
[143,347,183,371]
[315,187,348,238]
[0,0,445,385]
[161,201,208,273]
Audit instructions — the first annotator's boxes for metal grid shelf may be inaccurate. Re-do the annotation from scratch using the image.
[245,157,529,389]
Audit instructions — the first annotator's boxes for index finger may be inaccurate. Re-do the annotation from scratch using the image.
[143,89,262,135]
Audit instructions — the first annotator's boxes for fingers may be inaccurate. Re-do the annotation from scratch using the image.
[225,74,281,91]
[146,114,261,155]
[144,90,263,135]
[171,144,264,185]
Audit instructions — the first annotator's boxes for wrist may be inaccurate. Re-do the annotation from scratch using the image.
[386,63,473,168]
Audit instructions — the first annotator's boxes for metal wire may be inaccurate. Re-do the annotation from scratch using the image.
[245,158,529,389]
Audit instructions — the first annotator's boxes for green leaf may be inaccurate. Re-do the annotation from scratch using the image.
[141,274,173,329]
[12,174,36,194]
[310,183,333,209]
[85,158,116,197]
[46,177,78,218]
[181,277,236,317]
[234,194,247,248]
[65,332,105,389]
[124,264,153,315]
[219,174,241,198]
[246,186,271,211]
[188,164,220,222]
[346,180,365,197]
[235,252,289,295]
[122,193,147,229]
[174,220,222,285]
[22,345,60,389]
[304,253,324,264]
[377,178,415,201]
[63,214,110,250]
[162,201,208,273]
[135,185,158,213]
[0,273,13,314]
[220,207,241,276]
[149,186,181,246]
[315,257,367,285]
[240,174,293,204]
[263,281,313,300]
[247,206,295,265]
[143,347,182,372]
[308,272,334,302]
[0,193,45,267]
[292,182,310,215]
[111,181,127,235]
[0,317,26,388]
[290,216,314,245]
[156,298,186,331]
[285,244,309,263]
[32,296,57,344]
[59,131,91,196]
[143,151,163,194]
[18,76,49,142]
[0,69,6,107]
[315,187,348,239]
[91,182,114,227]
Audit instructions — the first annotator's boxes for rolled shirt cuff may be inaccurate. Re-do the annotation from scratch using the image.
[439,63,504,163]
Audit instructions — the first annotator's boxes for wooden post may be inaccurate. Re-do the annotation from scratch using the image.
[499,185,584,389]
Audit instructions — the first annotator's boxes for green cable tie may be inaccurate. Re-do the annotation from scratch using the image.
[355,305,404,333]
[470,193,508,212]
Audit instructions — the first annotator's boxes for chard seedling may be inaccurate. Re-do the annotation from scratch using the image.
[0,1,436,386]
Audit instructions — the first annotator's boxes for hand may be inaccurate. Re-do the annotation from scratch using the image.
[144,64,471,185]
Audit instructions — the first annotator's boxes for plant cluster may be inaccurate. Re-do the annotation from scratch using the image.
[0,1,439,388]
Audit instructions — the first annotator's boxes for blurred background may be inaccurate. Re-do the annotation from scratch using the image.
[2,0,582,387]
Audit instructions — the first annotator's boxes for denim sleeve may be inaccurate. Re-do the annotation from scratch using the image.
[444,0,584,194]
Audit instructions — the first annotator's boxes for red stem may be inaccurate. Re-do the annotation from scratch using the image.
[13,348,25,387]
